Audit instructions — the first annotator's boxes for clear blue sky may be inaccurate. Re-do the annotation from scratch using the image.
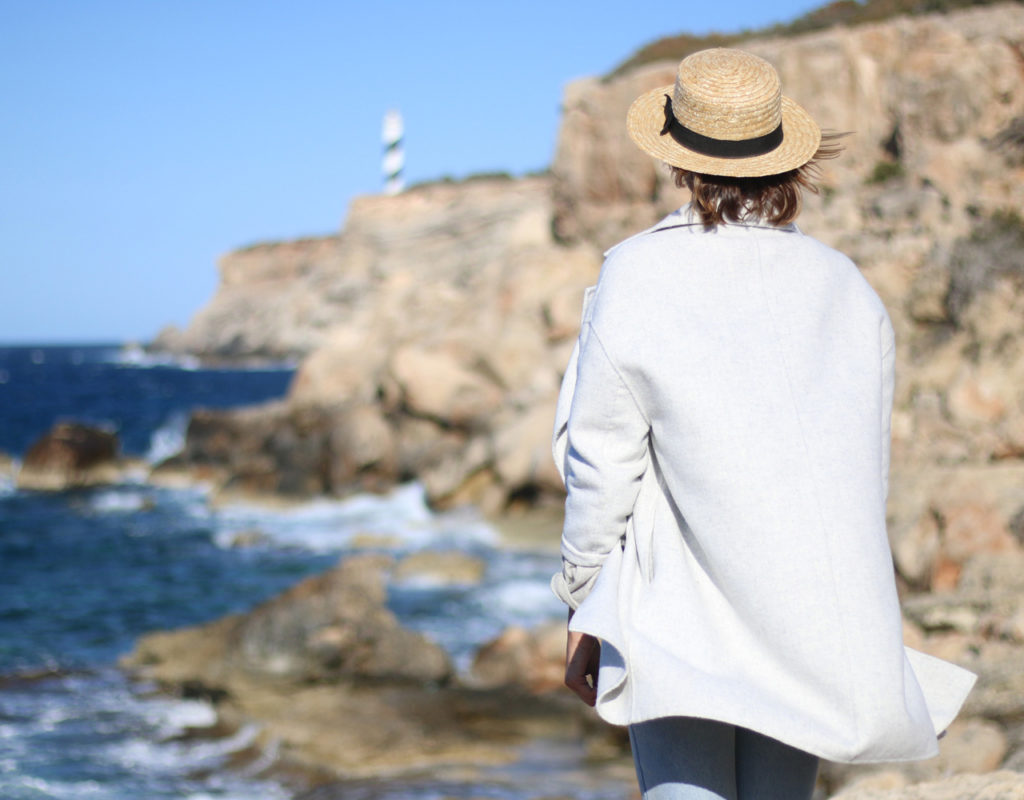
[1,0,823,344]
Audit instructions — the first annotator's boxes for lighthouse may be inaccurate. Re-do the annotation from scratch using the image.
[381,109,404,195]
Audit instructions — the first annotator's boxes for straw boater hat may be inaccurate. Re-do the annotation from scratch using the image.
[627,48,821,178]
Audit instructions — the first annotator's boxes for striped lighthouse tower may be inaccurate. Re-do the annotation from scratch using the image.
[381,109,404,195]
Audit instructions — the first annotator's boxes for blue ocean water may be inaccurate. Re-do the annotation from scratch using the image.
[0,345,570,800]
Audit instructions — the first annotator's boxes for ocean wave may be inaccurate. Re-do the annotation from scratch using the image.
[106,344,203,370]
[108,722,259,773]
[0,775,107,799]
[105,344,297,373]
[211,482,497,553]
[486,577,562,621]
[141,696,219,738]
[87,488,151,514]
[146,412,189,464]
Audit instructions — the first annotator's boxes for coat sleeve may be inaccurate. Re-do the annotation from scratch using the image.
[552,321,650,608]
[880,314,895,501]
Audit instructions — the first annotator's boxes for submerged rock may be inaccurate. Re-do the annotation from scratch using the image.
[17,422,121,491]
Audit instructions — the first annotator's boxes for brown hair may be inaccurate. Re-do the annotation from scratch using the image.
[670,133,846,227]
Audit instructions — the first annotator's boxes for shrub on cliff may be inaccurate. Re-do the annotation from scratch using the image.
[946,209,1024,327]
[610,0,1004,77]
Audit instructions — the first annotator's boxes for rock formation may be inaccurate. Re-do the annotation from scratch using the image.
[143,2,1024,790]
[154,4,1024,523]
[154,175,598,511]
[126,555,452,687]
[830,771,1024,799]
[122,555,586,776]
[17,422,123,491]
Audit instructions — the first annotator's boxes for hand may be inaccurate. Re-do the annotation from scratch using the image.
[564,613,600,706]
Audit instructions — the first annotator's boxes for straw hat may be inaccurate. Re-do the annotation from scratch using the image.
[626,48,821,178]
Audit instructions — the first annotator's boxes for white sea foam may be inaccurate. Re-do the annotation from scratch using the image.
[146,411,189,463]
[12,777,107,798]
[143,697,219,738]
[211,482,496,553]
[487,578,562,621]
[88,488,150,514]
[109,722,259,773]
[110,344,202,370]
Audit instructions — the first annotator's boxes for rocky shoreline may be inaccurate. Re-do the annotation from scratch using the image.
[118,550,633,790]
[102,3,1024,797]
[115,540,1024,798]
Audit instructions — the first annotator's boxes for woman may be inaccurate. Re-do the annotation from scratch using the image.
[551,49,975,800]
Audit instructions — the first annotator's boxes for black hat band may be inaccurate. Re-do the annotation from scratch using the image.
[660,95,784,160]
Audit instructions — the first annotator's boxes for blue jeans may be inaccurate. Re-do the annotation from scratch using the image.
[629,717,819,800]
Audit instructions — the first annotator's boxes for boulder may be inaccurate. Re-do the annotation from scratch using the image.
[392,551,487,586]
[469,621,566,693]
[822,719,1009,796]
[492,402,565,495]
[125,554,451,687]
[17,422,121,491]
[388,344,502,429]
[326,403,398,493]
[123,555,588,778]
[829,770,1024,800]
[230,555,452,685]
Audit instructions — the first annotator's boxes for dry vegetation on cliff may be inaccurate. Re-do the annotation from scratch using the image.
[609,0,1014,77]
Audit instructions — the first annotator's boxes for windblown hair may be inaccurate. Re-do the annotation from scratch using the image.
[671,133,846,228]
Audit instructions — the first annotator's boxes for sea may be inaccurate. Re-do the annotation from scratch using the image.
[0,344,582,800]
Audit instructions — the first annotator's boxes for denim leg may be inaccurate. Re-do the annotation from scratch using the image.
[629,717,738,800]
[734,726,818,800]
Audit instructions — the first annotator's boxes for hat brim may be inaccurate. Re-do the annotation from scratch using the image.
[626,85,822,178]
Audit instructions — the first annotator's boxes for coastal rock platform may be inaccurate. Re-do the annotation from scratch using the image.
[121,554,606,779]
[136,3,1024,796]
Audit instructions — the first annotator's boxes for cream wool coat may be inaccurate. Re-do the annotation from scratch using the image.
[551,205,975,764]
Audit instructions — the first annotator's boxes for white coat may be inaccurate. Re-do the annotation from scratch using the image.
[551,204,975,764]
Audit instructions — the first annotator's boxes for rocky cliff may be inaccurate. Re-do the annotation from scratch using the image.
[143,3,1024,793]
[155,175,600,511]
[156,3,1024,520]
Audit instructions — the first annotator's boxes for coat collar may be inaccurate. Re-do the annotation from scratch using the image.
[603,203,801,257]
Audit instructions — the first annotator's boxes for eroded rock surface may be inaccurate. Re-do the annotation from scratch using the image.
[17,422,122,491]
[830,770,1024,800]
[139,3,1024,786]
[122,555,586,776]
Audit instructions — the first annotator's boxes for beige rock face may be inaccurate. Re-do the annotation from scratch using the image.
[136,4,1024,787]
[155,175,602,507]
[552,6,1024,251]
[829,770,1024,800]
[469,621,566,693]
[152,236,347,360]
[389,344,503,427]
[122,555,595,777]
[125,555,452,687]
[392,551,487,586]
[154,4,1024,519]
